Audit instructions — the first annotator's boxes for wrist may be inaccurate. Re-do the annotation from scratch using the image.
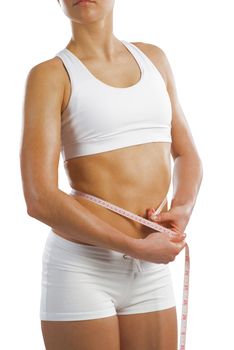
[170,198,194,216]
[127,237,143,259]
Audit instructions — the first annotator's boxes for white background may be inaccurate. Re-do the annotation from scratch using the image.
[1,0,233,349]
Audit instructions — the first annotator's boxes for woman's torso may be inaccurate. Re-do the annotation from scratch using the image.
[52,40,172,245]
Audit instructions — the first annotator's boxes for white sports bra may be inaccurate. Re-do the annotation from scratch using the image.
[55,40,172,162]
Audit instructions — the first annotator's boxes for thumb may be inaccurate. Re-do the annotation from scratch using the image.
[149,210,173,222]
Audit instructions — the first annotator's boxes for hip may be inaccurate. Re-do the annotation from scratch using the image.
[43,228,169,274]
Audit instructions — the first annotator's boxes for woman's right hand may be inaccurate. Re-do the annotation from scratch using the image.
[131,230,187,264]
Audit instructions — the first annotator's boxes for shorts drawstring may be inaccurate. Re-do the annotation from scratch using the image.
[123,254,143,278]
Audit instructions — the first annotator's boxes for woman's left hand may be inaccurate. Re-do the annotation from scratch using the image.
[147,204,192,234]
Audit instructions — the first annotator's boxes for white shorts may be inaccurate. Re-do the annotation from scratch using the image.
[40,229,176,321]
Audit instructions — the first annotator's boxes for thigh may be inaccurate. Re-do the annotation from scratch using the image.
[40,231,120,321]
[41,315,120,350]
[118,306,178,350]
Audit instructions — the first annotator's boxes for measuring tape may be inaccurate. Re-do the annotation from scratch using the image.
[71,188,190,350]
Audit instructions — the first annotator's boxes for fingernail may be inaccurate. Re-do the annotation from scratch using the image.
[148,208,154,216]
[151,214,159,221]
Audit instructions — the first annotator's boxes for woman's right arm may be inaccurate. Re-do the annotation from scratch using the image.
[19,60,185,263]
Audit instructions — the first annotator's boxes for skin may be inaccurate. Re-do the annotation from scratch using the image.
[20,0,203,349]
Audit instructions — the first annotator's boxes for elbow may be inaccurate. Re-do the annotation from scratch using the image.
[197,154,203,179]
[26,197,45,219]
[25,188,57,219]
[199,158,204,184]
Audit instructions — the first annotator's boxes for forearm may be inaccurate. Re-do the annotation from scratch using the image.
[27,189,138,256]
[171,153,203,214]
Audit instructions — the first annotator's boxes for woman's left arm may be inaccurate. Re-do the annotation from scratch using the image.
[142,44,203,232]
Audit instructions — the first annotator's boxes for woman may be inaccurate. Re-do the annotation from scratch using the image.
[20,0,203,349]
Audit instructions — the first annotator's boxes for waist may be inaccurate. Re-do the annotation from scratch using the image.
[56,142,172,243]
[70,186,170,243]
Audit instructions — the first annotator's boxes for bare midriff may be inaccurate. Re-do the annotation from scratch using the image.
[53,141,172,245]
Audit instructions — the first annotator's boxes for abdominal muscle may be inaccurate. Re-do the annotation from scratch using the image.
[53,141,172,246]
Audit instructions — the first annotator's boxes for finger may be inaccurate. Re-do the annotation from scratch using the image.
[150,211,173,222]
[173,240,187,252]
[170,232,186,242]
[168,225,185,234]
[170,223,185,235]
[147,208,155,219]
[170,222,183,231]
[147,208,172,222]
[178,241,187,251]
[170,226,183,235]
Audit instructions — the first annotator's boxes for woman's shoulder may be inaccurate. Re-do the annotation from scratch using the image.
[130,41,166,58]
[27,55,65,82]
[24,55,69,103]
[130,41,169,85]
